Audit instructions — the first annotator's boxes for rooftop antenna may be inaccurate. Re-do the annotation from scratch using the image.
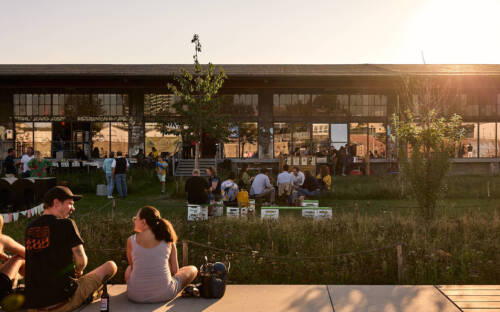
[421,50,426,64]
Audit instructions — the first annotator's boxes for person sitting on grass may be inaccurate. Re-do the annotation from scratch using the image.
[156,154,169,194]
[298,170,321,198]
[0,214,25,310]
[316,165,332,192]
[220,172,239,206]
[185,169,210,206]
[250,168,275,205]
[125,206,198,303]
[24,186,117,311]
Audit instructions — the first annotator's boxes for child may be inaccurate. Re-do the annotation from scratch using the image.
[156,155,169,194]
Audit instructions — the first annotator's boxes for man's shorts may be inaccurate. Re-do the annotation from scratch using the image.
[0,273,13,301]
[157,173,166,182]
[29,273,101,312]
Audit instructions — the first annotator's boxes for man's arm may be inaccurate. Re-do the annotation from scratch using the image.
[72,244,88,277]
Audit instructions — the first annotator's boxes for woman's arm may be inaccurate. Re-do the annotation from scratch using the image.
[4,236,25,258]
[126,237,133,269]
[169,243,179,276]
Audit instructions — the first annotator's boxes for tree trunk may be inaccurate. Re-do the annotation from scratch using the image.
[195,142,200,170]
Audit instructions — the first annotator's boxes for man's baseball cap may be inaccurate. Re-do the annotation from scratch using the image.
[44,186,82,205]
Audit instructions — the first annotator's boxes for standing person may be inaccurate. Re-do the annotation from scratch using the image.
[20,147,34,178]
[250,168,275,205]
[467,143,473,158]
[238,163,252,191]
[3,148,18,178]
[206,166,221,203]
[24,186,117,311]
[156,154,168,194]
[28,151,51,178]
[112,151,129,198]
[338,146,347,176]
[0,214,25,308]
[125,206,198,303]
[184,169,210,205]
[102,152,115,199]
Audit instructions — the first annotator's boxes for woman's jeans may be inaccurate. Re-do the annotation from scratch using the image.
[106,173,114,196]
[298,188,320,197]
[115,173,127,197]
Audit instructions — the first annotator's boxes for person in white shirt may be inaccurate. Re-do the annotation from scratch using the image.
[250,168,275,204]
[291,166,305,190]
[277,165,293,203]
[277,165,294,186]
[21,147,34,178]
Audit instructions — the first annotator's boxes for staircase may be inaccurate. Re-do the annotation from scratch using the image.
[174,158,217,177]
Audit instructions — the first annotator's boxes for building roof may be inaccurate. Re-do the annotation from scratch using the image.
[0,64,499,77]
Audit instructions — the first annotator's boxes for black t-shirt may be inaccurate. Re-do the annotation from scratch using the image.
[185,176,209,204]
[4,155,16,174]
[25,215,84,308]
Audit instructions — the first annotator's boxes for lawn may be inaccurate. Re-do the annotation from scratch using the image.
[3,170,499,285]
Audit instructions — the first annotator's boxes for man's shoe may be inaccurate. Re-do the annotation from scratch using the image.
[107,195,114,199]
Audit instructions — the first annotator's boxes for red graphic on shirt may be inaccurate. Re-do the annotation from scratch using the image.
[26,226,50,251]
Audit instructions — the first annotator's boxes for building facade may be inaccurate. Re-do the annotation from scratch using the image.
[1,64,500,170]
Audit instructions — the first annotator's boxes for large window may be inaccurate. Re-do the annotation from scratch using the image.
[479,93,496,116]
[144,94,177,116]
[368,123,386,159]
[292,123,311,156]
[15,122,33,156]
[224,125,239,158]
[311,94,349,116]
[330,124,348,150]
[479,123,496,158]
[350,95,387,117]
[239,122,258,158]
[274,123,291,157]
[34,123,52,157]
[349,123,368,157]
[461,122,478,158]
[96,94,129,116]
[14,94,52,117]
[312,124,329,155]
[92,122,111,157]
[145,123,181,155]
[111,122,129,156]
[273,94,310,116]
[222,94,258,116]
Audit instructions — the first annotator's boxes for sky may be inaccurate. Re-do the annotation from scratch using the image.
[0,0,499,64]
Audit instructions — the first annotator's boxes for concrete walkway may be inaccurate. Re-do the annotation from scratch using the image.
[79,284,477,312]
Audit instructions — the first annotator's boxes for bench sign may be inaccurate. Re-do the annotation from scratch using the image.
[261,208,279,220]
[187,205,208,221]
[314,209,332,220]
[301,209,316,218]
[226,207,240,218]
[301,200,319,207]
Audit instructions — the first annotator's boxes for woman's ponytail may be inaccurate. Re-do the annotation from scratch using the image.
[139,206,178,243]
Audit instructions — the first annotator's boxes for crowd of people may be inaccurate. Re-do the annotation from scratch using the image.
[2,147,52,179]
[0,185,197,310]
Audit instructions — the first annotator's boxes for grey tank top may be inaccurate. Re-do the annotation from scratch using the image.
[126,234,180,303]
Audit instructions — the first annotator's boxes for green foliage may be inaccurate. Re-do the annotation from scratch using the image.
[393,109,464,219]
[159,34,229,159]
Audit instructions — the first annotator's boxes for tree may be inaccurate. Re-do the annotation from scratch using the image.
[238,122,258,158]
[393,77,464,219]
[160,34,229,169]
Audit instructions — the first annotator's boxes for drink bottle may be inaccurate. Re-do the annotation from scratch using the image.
[100,282,109,312]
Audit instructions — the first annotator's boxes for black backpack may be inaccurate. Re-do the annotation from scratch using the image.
[199,258,230,299]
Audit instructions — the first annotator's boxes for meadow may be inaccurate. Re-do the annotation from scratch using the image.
[3,169,499,285]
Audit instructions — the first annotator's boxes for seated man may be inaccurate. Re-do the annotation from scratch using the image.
[220,172,239,206]
[277,165,293,203]
[25,186,117,311]
[0,214,25,309]
[298,170,321,198]
[185,169,210,205]
[249,168,275,204]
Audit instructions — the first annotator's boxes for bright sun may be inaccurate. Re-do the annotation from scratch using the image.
[404,0,500,63]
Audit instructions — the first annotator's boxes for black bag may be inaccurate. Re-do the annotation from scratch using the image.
[199,259,230,299]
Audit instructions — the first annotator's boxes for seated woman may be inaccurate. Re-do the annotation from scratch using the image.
[316,165,332,192]
[220,172,239,206]
[298,170,321,198]
[0,215,25,306]
[125,206,198,303]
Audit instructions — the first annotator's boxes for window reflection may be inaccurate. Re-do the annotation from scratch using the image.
[239,122,258,158]
[312,124,329,155]
[461,122,478,158]
[92,122,111,157]
[111,122,129,156]
[34,122,52,158]
[274,123,291,157]
[331,124,348,150]
[479,123,496,157]
[292,123,310,156]
[224,125,239,158]
[145,123,181,155]
[368,123,386,159]
[349,123,368,157]
[15,122,33,156]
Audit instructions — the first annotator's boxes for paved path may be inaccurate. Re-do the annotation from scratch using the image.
[77,284,499,312]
